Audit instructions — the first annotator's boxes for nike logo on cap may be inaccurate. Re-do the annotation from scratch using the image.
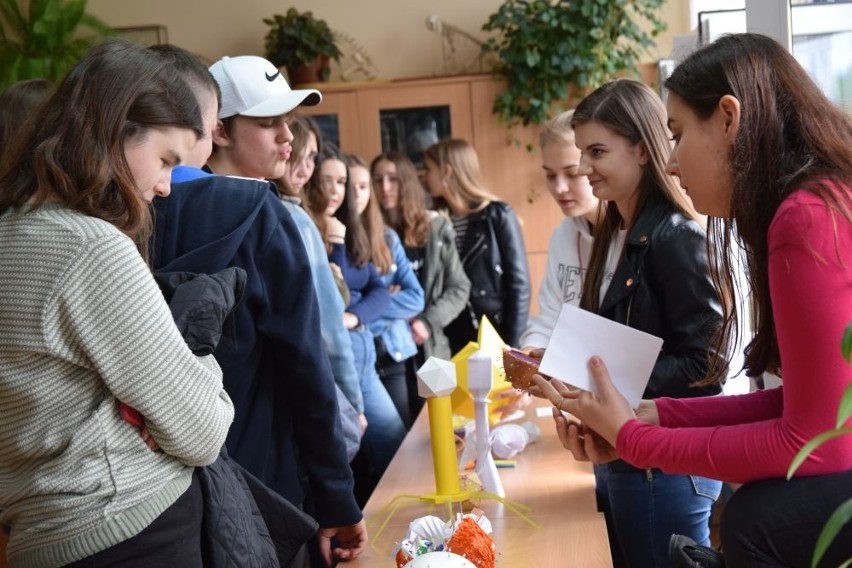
[265,71,280,82]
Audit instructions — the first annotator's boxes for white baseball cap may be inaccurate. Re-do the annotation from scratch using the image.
[209,55,322,119]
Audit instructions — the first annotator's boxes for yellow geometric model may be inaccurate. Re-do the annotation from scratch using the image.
[450,316,514,424]
[366,354,539,544]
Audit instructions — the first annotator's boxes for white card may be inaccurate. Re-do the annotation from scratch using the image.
[538,304,663,408]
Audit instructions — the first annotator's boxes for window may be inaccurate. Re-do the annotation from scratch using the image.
[695,0,852,114]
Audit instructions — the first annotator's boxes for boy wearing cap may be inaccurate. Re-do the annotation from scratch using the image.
[151,50,367,567]
[206,55,321,180]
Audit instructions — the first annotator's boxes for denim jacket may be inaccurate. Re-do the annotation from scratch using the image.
[369,229,425,361]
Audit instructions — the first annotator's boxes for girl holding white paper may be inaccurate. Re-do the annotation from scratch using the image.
[538,33,852,567]
[551,79,726,568]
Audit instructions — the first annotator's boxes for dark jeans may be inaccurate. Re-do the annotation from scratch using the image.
[349,327,406,507]
[721,469,852,567]
[64,472,203,567]
[374,337,412,428]
[404,354,426,424]
[597,461,721,568]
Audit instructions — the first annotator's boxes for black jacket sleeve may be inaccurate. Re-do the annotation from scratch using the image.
[645,218,725,398]
[491,202,531,347]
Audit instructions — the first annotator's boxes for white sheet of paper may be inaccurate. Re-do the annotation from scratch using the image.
[538,304,663,408]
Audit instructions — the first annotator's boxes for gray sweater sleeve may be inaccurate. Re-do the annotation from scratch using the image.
[58,235,234,466]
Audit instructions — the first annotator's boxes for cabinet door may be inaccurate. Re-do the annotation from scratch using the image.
[357,82,473,165]
[469,78,563,315]
[300,90,362,155]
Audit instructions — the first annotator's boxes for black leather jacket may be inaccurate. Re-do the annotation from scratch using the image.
[598,196,724,399]
[446,201,531,351]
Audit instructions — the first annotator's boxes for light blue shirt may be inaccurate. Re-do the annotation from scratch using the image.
[279,196,363,413]
[368,228,425,362]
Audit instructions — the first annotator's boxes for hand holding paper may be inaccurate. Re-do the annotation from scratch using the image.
[545,401,620,464]
[538,304,663,408]
[539,357,637,447]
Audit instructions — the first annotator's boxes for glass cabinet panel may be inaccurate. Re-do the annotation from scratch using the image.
[310,114,341,149]
[379,105,451,168]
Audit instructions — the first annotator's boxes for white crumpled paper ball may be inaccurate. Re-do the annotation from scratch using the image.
[490,421,540,459]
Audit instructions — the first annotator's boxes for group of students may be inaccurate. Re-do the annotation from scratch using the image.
[0,30,850,568]
[0,37,531,568]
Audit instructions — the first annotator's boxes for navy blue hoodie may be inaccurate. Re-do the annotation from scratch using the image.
[151,172,361,528]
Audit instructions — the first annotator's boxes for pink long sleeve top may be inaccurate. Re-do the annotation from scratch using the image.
[617,184,852,484]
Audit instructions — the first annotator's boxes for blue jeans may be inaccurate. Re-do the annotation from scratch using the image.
[349,328,406,495]
[596,461,721,568]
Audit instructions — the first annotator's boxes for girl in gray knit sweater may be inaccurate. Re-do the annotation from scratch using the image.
[0,39,234,568]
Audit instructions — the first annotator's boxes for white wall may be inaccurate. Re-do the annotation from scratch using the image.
[86,0,690,81]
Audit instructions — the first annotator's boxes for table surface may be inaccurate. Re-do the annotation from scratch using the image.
[348,399,613,567]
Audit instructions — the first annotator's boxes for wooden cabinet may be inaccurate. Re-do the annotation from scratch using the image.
[301,74,564,315]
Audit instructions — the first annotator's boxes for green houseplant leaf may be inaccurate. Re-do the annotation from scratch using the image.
[787,426,852,479]
[811,497,852,568]
[0,0,111,89]
[787,322,852,566]
[481,0,666,129]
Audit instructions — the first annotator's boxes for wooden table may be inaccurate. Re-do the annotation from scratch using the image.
[349,400,612,567]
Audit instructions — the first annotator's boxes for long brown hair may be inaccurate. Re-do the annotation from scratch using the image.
[278,113,322,197]
[0,79,55,155]
[304,144,372,266]
[348,153,392,273]
[423,139,500,216]
[370,151,430,248]
[665,33,852,378]
[573,79,700,312]
[0,39,203,261]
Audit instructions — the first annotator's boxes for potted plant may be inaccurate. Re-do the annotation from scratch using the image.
[480,0,666,129]
[0,0,112,90]
[263,8,341,85]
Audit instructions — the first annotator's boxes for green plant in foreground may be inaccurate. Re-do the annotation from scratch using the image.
[787,322,852,568]
[481,0,666,129]
[0,0,111,90]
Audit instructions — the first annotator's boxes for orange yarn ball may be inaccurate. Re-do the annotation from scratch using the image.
[447,517,495,568]
[396,549,413,567]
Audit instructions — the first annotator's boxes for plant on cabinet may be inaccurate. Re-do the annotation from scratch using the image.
[263,8,341,85]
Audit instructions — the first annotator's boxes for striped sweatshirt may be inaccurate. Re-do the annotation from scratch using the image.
[0,203,234,568]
